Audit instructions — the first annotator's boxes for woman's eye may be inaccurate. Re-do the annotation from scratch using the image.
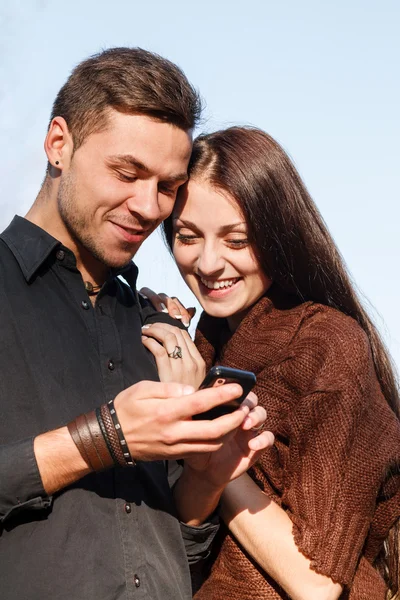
[175,233,199,245]
[227,239,249,248]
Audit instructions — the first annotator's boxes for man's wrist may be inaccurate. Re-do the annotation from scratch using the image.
[34,426,92,495]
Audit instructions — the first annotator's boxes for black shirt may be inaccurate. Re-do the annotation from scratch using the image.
[0,216,218,600]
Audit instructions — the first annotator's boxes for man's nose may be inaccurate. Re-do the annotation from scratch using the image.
[126,181,161,222]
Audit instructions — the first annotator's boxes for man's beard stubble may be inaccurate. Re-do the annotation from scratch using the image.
[57,171,134,270]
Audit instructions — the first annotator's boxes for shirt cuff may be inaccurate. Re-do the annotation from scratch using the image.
[180,510,220,565]
[0,437,52,523]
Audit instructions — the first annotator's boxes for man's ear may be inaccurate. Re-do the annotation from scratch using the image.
[44,116,74,172]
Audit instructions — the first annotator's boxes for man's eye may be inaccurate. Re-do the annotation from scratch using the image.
[117,172,137,182]
[159,185,177,197]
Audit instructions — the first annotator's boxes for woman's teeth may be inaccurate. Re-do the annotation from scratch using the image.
[200,277,239,290]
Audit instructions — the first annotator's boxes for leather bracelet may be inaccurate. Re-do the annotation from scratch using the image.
[96,406,118,464]
[107,399,135,467]
[99,403,127,467]
[67,410,114,472]
[85,410,114,470]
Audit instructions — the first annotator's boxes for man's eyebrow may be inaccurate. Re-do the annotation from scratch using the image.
[107,154,188,183]
[108,154,150,173]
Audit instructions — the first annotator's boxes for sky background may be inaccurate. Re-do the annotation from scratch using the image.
[1,0,399,368]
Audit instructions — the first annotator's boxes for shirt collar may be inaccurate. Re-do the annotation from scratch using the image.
[0,215,140,289]
[0,216,61,282]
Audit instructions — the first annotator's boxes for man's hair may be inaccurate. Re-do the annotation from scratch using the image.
[49,47,201,150]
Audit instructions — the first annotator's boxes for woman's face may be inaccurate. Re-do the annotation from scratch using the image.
[172,178,271,326]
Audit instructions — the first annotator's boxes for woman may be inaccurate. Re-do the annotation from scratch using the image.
[140,127,400,600]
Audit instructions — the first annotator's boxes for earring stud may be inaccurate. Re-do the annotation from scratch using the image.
[55,161,59,165]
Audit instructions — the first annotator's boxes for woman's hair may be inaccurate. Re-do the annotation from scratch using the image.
[163,126,399,595]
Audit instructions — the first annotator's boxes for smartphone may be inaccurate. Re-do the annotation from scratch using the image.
[192,366,257,420]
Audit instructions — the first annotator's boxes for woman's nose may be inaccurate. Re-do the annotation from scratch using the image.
[196,245,225,276]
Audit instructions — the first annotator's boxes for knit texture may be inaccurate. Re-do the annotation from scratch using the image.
[193,286,400,600]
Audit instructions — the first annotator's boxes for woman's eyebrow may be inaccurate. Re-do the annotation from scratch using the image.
[174,218,246,232]
[218,222,247,233]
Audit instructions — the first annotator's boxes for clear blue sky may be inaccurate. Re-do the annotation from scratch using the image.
[1,0,399,368]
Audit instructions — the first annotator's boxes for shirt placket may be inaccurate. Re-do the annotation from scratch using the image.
[96,285,148,599]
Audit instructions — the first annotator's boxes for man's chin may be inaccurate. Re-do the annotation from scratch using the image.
[97,246,141,270]
[100,254,135,270]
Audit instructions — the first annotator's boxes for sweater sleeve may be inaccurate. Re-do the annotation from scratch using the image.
[267,314,400,586]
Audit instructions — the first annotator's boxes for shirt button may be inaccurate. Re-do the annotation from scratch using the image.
[134,575,140,588]
[56,249,65,261]
[124,503,131,514]
[108,360,115,371]
[81,300,90,310]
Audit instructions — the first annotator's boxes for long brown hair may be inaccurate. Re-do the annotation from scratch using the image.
[163,126,399,596]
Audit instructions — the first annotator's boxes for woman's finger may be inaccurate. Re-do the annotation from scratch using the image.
[159,294,192,327]
[142,324,188,354]
[141,335,177,383]
[242,405,267,431]
[143,324,204,369]
[139,287,169,313]
[248,430,275,451]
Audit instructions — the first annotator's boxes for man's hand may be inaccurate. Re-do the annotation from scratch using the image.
[114,380,250,461]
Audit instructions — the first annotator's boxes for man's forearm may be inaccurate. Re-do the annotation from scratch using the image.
[0,428,91,523]
[34,426,91,495]
[173,465,224,526]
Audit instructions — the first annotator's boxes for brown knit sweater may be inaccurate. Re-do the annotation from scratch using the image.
[193,287,400,600]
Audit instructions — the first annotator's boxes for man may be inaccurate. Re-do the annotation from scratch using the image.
[0,48,272,599]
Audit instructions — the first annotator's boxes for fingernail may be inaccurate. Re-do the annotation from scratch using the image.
[140,293,148,299]
[160,303,169,313]
[174,314,183,319]
[141,335,148,340]
[142,325,151,330]
[182,320,190,328]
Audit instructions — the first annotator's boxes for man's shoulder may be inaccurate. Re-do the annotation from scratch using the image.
[0,236,22,276]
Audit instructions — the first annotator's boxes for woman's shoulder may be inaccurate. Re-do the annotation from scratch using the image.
[284,302,374,393]
[294,302,369,352]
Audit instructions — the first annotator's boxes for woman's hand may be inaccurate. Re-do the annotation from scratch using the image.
[142,322,206,388]
[140,287,196,328]
[173,391,274,526]
[182,391,274,489]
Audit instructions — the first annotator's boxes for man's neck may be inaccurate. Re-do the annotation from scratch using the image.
[26,186,108,287]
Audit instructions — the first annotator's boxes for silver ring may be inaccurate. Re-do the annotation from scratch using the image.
[250,423,264,432]
[168,345,183,359]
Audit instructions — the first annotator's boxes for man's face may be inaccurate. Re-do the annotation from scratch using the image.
[58,111,192,268]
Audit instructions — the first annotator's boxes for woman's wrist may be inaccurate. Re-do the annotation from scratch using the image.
[181,462,226,496]
[174,464,225,525]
